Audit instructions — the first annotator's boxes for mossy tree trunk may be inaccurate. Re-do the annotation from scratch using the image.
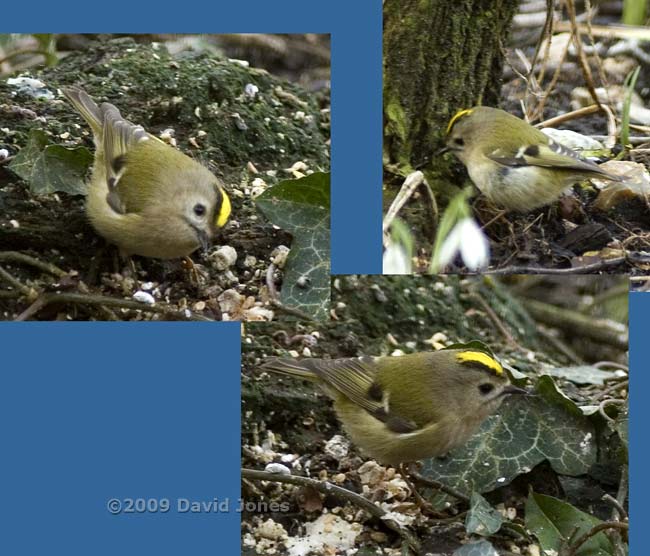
[383,0,519,173]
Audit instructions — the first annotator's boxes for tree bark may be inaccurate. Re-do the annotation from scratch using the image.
[384,0,519,171]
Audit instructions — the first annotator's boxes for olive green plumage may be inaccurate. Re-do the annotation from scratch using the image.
[446,106,620,211]
[63,87,231,259]
[260,348,525,466]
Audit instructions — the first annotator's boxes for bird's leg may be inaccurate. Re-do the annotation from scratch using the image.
[479,208,508,230]
[399,463,446,517]
[182,256,199,285]
[181,256,208,288]
[124,256,137,278]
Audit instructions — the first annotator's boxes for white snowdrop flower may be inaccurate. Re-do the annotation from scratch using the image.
[438,217,490,270]
[383,242,411,274]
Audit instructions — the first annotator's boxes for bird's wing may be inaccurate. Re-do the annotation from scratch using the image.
[261,356,420,434]
[487,140,619,179]
[297,356,382,413]
[99,103,151,213]
[304,357,420,433]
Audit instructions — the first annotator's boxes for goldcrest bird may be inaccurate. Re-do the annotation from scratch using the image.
[445,106,621,212]
[62,87,231,259]
[261,347,526,466]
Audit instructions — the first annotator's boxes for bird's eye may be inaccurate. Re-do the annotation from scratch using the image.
[454,137,465,147]
[478,383,495,395]
[193,203,206,217]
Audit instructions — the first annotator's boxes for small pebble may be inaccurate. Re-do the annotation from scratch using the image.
[271,245,290,268]
[243,255,257,268]
[264,462,291,475]
[210,245,238,271]
[244,83,259,98]
[255,519,287,541]
[324,434,350,460]
[133,291,155,305]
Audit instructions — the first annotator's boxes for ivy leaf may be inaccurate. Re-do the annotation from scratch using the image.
[465,492,503,536]
[421,376,596,504]
[526,492,617,556]
[452,540,500,556]
[445,340,495,357]
[256,172,330,319]
[9,129,91,196]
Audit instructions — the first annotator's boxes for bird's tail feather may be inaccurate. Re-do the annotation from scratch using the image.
[62,86,103,138]
[259,358,319,381]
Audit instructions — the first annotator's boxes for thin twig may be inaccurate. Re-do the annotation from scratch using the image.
[410,471,470,504]
[241,468,421,552]
[469,292,526,352]
[565,0,602,110]
[537,326,584,365]
[528,0,568,122]
[383,171,438,245]
[593,135,650,145]
[554,21,650,40]
[487,256,627,274]
[566,522,628,556]
[537,104,601,128]
[592,379,628,402]
[383,171,425,235]
[615,465,629,520]
[600,102,618,148]
[0,251,68,278]
[266,263,279,301]
[14,292,213,321]
[597,398,625,423]
[522,298,628,350]
[603,493,628,522]
[0,48,54,66]
[0,265,38,300]
[269,300,316,322]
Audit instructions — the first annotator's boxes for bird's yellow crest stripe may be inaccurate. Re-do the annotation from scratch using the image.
[455,351,503,376]
[446,108,474,134]
[215,190,232,228]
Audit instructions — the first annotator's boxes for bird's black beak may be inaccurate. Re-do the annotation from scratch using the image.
[194,228,210,253]
[502,385,531,397]
[200,233,210,253]
[436,146,450,156]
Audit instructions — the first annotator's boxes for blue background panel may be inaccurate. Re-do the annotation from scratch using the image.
[0,323,240,556]
[629,293,644,555]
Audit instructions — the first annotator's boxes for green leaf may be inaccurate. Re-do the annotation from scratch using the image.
[256,172,330,319]
[526,492,617,556]
[465,492,503,536]
[421,376,596,503]
[621,65,640,150]
[452,540,499,556]
[9,129,91,196]
[444,340,496,357]
[33,33,58,66]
